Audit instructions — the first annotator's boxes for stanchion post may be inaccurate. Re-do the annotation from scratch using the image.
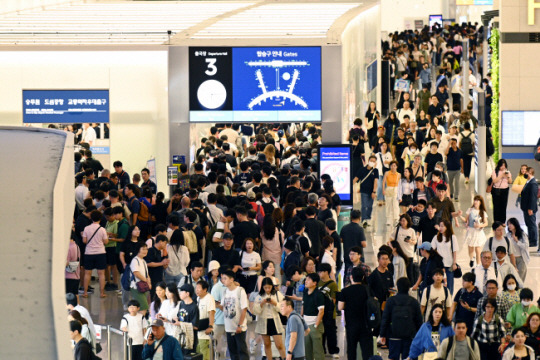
[123,331,128,360]
[128,337,133,360]
[107,325,112,360]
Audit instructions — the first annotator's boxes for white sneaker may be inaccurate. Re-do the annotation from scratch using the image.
[332,354,340,359]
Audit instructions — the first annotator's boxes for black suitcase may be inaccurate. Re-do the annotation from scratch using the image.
[183,353,203,360]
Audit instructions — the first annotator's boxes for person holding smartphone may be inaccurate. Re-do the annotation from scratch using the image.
[238,238,261,293]
[142,319,183,360]
[450,272,483,336]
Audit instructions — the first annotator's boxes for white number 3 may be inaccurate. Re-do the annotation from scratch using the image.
[205,58,217,76]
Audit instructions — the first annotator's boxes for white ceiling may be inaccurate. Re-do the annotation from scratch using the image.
[0,0,374,45]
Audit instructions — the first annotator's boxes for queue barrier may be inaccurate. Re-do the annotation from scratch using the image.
[95,324,133,360]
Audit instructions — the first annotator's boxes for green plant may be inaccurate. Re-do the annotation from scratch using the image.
[490,28,500,163]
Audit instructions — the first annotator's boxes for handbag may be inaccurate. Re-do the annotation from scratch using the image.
[450,237,462,278]
[66,245,80,274]
[135,258,150,293]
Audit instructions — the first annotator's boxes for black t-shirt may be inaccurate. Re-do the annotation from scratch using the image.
[304,218,326,257]
[446,147,463,171]
[231,221,260,249]
[340,222,366,260]
[368,268,394,304]
[121,240,143,267]
[317,208,333,224]
[407,208,427,232]
[330,193,341,210]
[288,234,311,256]
[302,288,325,317]
[355,166,379,194]
[212,247,241,269]
[144,246,163,282]
[425,152,443,174]
[394,136,407,159]
[419,215,438,244]
[340,284,369,330]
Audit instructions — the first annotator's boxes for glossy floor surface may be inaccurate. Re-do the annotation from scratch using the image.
[80,176,540,360]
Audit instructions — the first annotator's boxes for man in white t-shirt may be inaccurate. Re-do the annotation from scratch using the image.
[196,280,216,360]
[66,293,96,337]
[420,269,452,322]
[221,269,249,360]
[81,123,97,146]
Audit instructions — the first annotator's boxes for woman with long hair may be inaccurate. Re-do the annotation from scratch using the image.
[507,217,530,281]
[376,141,392,206]
[412,244,445,292]
[398,167,416,213]
[301,256,317,277]
[149,281,167,321]
[431,219,459,294]
[282,203,297,237]
[263,144,276,166]
[129,243,151,315]
[502,274,522,306]
[239,238,262,293]
[157,283,181,336]
[164,229,190,285]
[252,277,286,360]
[408,304,454,359]
[390,240,410,285]
[471,297,507,360]
[502,327,536,360]
[461,195,488,267]
[522,312,540,355]
[68,310,97,353]
[382,160,401,226]
[365,101,381,143]
[261,215,284,269]
[491,158,512,223]
[511,164,529,208]
[257,260,280,292]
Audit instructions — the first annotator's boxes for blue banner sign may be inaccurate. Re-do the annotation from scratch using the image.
[23,90,109,123]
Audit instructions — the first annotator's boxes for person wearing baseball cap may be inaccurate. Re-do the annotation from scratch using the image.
[414,242,445,293]
[142,318,183,360]
[176,283,198,353]
[212,233,242,273]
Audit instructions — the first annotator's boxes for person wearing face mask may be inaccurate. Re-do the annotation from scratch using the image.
[506,288,539,330]
[353,155,379,227]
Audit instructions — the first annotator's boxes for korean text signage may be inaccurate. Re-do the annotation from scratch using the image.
[23,90,109,123]
[189,46,322,123]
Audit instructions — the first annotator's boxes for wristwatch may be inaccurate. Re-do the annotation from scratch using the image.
[287,351,293,355]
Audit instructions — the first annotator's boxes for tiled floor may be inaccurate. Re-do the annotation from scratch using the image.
[80,174,540,359]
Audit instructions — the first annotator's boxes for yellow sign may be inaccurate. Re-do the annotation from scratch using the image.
[530,0,540,25]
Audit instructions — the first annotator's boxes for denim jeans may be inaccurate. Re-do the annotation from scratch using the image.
[377,175,384,201]
[361,192,374,221]
[445,266,455,295]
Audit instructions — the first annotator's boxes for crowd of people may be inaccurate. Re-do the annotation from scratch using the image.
[64,22,540,360]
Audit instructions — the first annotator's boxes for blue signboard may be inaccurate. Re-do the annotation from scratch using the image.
[189,46,322,123]
[23,90,109,123]
[367,60,377,93]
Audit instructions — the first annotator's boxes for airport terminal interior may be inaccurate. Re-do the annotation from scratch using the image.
[2,0,540,359]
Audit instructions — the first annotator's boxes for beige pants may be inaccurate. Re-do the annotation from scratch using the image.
[385,186,400,225]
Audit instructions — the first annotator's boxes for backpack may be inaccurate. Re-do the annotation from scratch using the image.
[182,227,198,254]
[121,263,134,291]
[366,286,382,329]
[459,132,473,154]
[134,198,150,222]
[285,234,304,260]
[390,297,416,339]
[260,199,277,220]
[318,281,336,321]
[423,285,450,320]
[445,336,475,359]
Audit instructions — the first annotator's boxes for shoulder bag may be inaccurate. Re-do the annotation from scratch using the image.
[135,258,150,293]
[450,237,462,278]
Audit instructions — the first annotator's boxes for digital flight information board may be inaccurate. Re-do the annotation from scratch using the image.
[189,46,322,123]
[502,111,540,146]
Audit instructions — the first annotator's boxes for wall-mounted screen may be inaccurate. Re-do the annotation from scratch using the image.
[23,90,109,123]
[429,15,443,30]
[502,111,540,146]
[318,144,353,205]
[189,46,321,123]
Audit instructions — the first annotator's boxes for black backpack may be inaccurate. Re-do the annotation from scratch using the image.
[318,281,336,321]
[459,132,473,154]
[366,287,382,329]
[488,236,510,254]
[390,298,415,338]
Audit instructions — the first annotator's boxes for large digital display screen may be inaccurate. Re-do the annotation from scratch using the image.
[23,90,109,123]
[502,111,540,146]
[318,145,353,205]
[189,46,321,123]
